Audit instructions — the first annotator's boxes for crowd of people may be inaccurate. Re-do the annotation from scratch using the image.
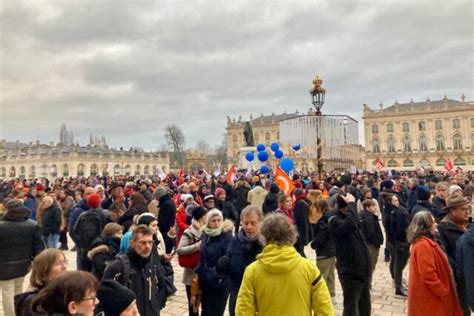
[0,169,473,316]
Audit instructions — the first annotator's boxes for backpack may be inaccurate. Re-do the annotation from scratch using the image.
[178,230,201,269]
[76,210,106,251]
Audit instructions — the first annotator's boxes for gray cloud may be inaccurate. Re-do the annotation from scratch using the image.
[0,0,472,149]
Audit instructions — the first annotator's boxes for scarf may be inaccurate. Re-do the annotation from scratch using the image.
[204,224,223,237]
[126,247,151,270]
[238,228,260,243]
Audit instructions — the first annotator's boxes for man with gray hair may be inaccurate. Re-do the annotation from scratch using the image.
[236,213,333,316]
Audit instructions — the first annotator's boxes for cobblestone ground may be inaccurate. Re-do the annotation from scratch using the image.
[0,243,407,316]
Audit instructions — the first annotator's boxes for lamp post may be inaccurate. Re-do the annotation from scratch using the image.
[310,75,326,180]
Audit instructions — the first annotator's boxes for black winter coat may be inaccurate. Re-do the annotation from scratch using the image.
[225,231,263,286]
[438,218,464,265]
[359,210,384,247]
[310,211,336,258]
[102,248,166,316]
[293,197,312,246]
[389,206,409,244]
[328,203,370,281]
[157,195,176,237]
[120,204,148,233]
[216,200,238,224]
[87,236,121,280]
[197,225,233,289]
[0,205,44,280]
[41,203,61,236]
[262,184,280,214]
[234,186,250,213]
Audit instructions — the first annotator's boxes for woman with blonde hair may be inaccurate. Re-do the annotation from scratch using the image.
[307,190,323,227]
[14,249,68,316]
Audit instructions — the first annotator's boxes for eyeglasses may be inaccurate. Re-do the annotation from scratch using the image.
[83,294,97,302]
[55,259,68,266]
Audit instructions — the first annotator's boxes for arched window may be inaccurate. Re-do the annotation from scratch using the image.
[50,164,57,177]
[40,164,48,177]
[372,124,379,134]
[29,165,36,178]
[418,121,426,131]
[114,164,121,176]
[0,167,6,177]
[454,157,466,166]
[387,159,397,167]
[403,136,411,152]
[144,165,150,175]
[435,135,445,150]
[435,120,443,130]
[471,118,474,128]
[435,158,446,166]
[471,134,474,148]
[372,138,380,153]
[19,166,26,178]
[254,133,259,142]
[419,159,430,168]
[403,159,414,167]
[453,134,463,150]
[135,165,141,176]
[77,164,85,177]
[62,164,69,177]
[124,165,131,176]
[301,161,309,172]
[9,167,16,177]
[387,137,396,153]
[452,119,461,129]
[90,164,99,176]
[419,135,428,152]
[387,123,394,133]
[265,132,270,141]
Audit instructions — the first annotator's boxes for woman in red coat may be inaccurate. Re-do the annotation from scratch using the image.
[407,211,463,316]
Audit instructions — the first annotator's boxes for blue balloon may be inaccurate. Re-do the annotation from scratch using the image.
[256,144,266,152]
[280,158,294,173]
[257,151,269,162]
[275,150,284,159]
[292,144,301,151]
[245,152,254,162]
[270,142,279,152]
[260,165,269,174]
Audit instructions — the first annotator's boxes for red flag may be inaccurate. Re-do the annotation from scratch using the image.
[274,166,296,195]
[375,158,384,170]
[445,158,454,171]
[226,165,236,186]
[178,169,184,177]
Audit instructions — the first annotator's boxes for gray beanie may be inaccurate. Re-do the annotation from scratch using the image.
[153,186,168,200]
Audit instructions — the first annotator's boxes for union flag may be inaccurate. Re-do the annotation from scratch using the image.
[274,166,295,195]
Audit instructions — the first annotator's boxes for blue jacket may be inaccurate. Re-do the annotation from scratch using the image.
[68,199,89,235]
[456,224,474,310]
[23,193,36,220]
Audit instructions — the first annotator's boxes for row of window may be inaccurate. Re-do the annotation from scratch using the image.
[372,134,471,153]
[0,164,166,178]
[374,157,467,168]
[371,118,472,134]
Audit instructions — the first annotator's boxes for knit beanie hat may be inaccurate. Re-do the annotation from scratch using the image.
[416,186,431,201]
[382,180,394,189]
[449,185,462,196]
[192,206,208,221]
[180,193,193,202]
[87,193,102,209]
[205,208,223,227]
[214,188,225,198]
[153,186,168,200]
[97,280,135,316]
[137,212,157,226]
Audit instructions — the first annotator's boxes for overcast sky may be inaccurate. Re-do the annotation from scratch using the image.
[0,0,472,150]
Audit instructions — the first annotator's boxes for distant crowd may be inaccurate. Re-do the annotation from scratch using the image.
[0,168,473,316]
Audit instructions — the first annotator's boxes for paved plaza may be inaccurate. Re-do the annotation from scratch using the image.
[0,243,408,316]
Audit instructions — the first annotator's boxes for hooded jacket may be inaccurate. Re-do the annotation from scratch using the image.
[327,186,342,209]
[247,186,267,209]
[236,243,333,316]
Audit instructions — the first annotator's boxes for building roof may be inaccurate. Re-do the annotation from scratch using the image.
[250,113,299,124]
[381,99,464,113]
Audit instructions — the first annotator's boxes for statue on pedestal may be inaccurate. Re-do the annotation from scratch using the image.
[243,122,255,147]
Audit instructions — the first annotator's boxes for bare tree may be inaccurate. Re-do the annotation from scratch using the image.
[164,124,186,167]
[196,139,211,156]
[215,134,228,167]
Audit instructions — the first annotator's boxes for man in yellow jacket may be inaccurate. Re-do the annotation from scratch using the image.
[236,213,334,316]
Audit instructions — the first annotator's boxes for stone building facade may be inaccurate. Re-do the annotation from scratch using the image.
[226,110,364,172]
[363,95,474,171]
[0,140,170,179]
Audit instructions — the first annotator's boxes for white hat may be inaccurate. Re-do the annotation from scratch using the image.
[449,185,462,196]
[180,194,193,202]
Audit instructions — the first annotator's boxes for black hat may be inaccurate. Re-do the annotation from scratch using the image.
[333,181,344,188]
[192,206,208,221]
[416,186,431,201]
[97,280,135,316]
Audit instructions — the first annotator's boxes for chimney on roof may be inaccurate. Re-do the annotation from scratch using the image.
[379,102,383,110]
[461,94,465,102]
